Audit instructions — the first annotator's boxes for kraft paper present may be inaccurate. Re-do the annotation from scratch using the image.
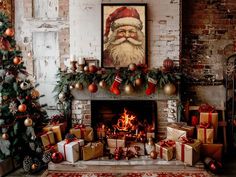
[201,144,223,162]
[40,131,55,147]
[84,127,94,142]
[69,128,81,139]
[0,157,14,177]
[200,113,218,140]
[107,138,125,148]
[180,125,195,138]
[43,125,62,142]
[58,139,84,163]
[155,141,175,161]
[167,124,187,141]
[129,142,145,155]
[197,127,214,144]
[176,139,201,166]
[82,142,104,161]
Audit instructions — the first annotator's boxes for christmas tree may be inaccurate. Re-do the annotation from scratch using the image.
[0,13,49,172]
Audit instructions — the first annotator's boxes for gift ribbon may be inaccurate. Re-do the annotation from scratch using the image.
[74,124,86,138]
[179,137,194,162]
[63,137,77,160]
[199,122,211,143]
[159,140,175,159]
[208,112,212,124]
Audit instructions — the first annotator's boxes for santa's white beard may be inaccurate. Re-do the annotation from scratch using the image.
[106,32,145,67]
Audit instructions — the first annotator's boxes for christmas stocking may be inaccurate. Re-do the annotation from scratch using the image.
[145,77,157,95]
[110,75,122,95]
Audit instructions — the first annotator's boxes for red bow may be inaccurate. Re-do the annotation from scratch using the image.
[199,122,211,129]
[74,124,85,129]
[159,140,175,147]
[179,136,194,144]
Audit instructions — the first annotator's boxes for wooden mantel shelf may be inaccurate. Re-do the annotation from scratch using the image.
[48,157,204,173]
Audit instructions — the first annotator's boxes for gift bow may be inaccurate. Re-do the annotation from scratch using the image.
[159,140,175,147]
[199,122,211,129]
[74,124,85,129]
[179,136,194,144]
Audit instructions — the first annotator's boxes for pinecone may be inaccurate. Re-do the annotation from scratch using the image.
[23,156,33,172]
[42,151,52,163]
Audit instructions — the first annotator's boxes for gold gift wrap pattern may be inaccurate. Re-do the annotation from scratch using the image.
[155,140,175,161]
[43,125,62,142]
[197,126,214,144]
[40,131,55,147]
[82,142,104,161]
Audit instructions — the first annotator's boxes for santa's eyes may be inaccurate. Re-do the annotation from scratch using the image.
[117,29,137,34]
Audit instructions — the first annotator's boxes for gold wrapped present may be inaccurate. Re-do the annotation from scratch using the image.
[0,157,14,177]
[107,138,125,148]
[40,131,55,147]
[155,139,175,161]
[197,123,214,144]
[43,125,62,142]
[200,112,218,140]
[58,139,84,163]
[201,144,223,162]
[176,137,201,166]
[70,125,94,142]
[82,142,104,161]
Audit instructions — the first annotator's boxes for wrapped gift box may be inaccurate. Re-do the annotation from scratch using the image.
[0,157,14,177]
[167,124,187,141]
[69,126,94,142]
[129,142,145,155]
[200,113,218,140]
[43,125,62,142]
[58,139,84,163]
[201,144,223,162]
[40,131,55,148]
[176,139,201,166]
[155,140,175,161]
[107,138,125,148]
[197,126,214,144]
[82,142,104,161]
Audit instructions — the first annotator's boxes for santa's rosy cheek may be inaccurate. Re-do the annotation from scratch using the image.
[116,35,124,39]
[130,33,138,39]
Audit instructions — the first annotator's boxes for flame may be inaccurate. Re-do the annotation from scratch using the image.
[114,109,136,131]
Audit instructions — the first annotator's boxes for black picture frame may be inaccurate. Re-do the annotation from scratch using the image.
[101,3,148,68]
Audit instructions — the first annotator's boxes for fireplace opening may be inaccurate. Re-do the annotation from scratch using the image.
[91,100,157,141]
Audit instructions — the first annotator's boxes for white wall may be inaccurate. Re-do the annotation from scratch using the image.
[70,0,181,67]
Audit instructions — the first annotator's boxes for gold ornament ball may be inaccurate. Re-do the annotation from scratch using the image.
[128,63,137,71]
[31,163,38,170]
[69,85,74,90]
[124,84,134,95]
[2,133,9,140]
[75,82,83,90]
[31,89,40,99]
[150,151,158,159]
[163,83,176,96]
[24,117,33,127]
[135,78,142,87]
[99,80,107,89]
[2,95,8,100]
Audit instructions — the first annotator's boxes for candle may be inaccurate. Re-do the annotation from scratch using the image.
[78,57,85,65]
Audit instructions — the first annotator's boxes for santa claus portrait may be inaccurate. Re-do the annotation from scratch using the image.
[102,4,147,68]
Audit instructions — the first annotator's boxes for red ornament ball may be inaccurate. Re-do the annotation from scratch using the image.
[88,83,98,93]
[135,78,142,87]
[51,152,64,163]
[128,63,137,71]
[13,56,22,65]
[163,57,174,71]
[150,151,158,159]
[88,65,98,73]
[18,104,27,112]
[5,28,15,37]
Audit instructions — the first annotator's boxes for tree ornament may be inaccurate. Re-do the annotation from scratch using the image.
[20,81,31,90]
[24,117,33,127]
[31,89,40,99]
[145,77,157,95]
[83,66,89,72]
[31,163,38,170]
[163,83,176,96]
[51,152,63,163]
[18,104,27,112]
[124,84,134,95]
[88,65,98,73]
[163,57,174,71]
[58,92,66,101]
[9,102,17,115]
[128,63,137,71]
[99,80,107,89]
[2,133,9,140]
[69,85,74,90]
[110,74,122,95]
[150,150,158,159]
[135,78,142,87]
[13,56,22,65]
[4,28,14,37]
[74,82,83,90]
[2,95,8,100]
[88,83,98,93]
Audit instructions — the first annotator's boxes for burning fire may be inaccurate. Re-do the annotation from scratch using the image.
[114,109,136,131]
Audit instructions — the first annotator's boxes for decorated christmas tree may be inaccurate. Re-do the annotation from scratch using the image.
[0,13,49,172]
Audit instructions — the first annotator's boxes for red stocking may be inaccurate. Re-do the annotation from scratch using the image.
[145,77,157,95]
[110,75,122,95]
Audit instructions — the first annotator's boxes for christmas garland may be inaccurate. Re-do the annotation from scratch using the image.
[54,62,181,105]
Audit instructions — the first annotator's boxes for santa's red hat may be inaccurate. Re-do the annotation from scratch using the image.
[104,6,142,43]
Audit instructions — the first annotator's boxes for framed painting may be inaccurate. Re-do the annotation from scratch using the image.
[101,3,147,68]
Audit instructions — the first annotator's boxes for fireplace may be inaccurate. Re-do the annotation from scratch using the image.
[91,100,157,141]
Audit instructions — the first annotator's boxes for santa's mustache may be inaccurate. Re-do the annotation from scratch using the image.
[110,37,142,45]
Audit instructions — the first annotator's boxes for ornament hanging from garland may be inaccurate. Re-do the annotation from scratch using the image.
[74,82,83,90]
[163,57,174,71]
[88,83,98,93]
[124,84,134,95]
[99,80,107,89]
[128,63,137,71]
[13,56,22,65]
[88,65,98,73]
[4,28,14,37]
[135,78,142,87]
[163,83,176,96]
